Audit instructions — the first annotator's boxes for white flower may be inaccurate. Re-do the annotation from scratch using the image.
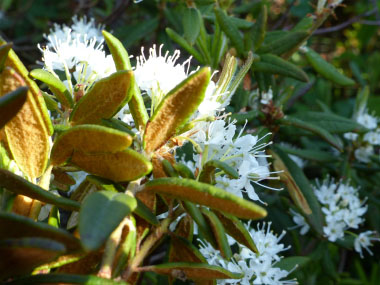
[260,88,273,105]
[39,16,115,96]
[344,132,358,141]
[363,130,380,145]
[199,222,297,285]
[189,119,279,203]
[134,44,191,114]
[354,145,374,163]
[290,209,310,235]
[314,178,368,242]
[354,231,380,258]
[356,112,377,130]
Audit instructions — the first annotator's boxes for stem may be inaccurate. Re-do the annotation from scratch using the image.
[121,218,170,280]
[29,164,53,220]
[98,218,129,278]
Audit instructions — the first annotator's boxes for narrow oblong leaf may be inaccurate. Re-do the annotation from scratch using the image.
[0,43,12,72]
[134,197,159,226]
[277,144,337,163]
[166,28,204,63]
[0,86,27,129]
[182,201,217,247]
[214,211,258,253]
[70,70,133,125]
[173,163,195,179]
[252,5,267,50]
[0,237,66,279]
[144,67,210,153]
[275,256,311,272]
[6,274,129,285]
[272,147,324,235]
[295,111,366,134]
[79,191,137,251]
[143,178,267,219]
[0,40,53,135]
[258,31,309,56]
[269,150,312,215]
[174,215,194,241]
[30,69,74,108]
[183,8,202,45]
[0,169,80,211]
[200,208,232,259]
[138,262,243,280]
[253,54,309,82]
[102,30,132,71]
[1,68,50,179]
[0,212,81,251]
[280,115,343,151]
[305,48,355,86]
[214,8,244,56]
[51,124,133,166]
[71,149,152,182]
[199,160,239,184]
[169,236,205,263]
[101,118,135,137]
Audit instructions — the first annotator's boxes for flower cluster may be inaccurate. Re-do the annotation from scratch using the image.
[291,178,379,258]
[344,109,380,163]
[39,16,115,96]
[188,119,280,203]
[199,222,296,284]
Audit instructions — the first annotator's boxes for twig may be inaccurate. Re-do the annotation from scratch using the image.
[272,0,296,30]
[314,9,376,34]
[102,0,131,26]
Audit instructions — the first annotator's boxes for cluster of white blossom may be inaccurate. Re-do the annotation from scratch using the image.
[344,109,380,163]
[188,119,280,203]
[199,222,296,284]
[291,178,379,258]
[39,16,115,96]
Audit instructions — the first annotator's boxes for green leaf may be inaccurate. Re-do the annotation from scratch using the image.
[0,169,80,211]
[138,262,243,280]
[101,118,135,137]
[0,237,66,279]
[30,69,74,108]
[295,111,367,134]
[169,236,205,263]
[276,145,337,163]
[166,28,204,63]
[305,48,355,86]
[183,8,201,45]
[0,86,27,129]
[102,30,131,71]
[0,212,81,251]
[144,67,210,153]
[253,54,309,82]
[182,201,217,247]
[86,175,123,192]
[200,208,232,259]
[280,116,343,151]
[272,147,324,235]
[71,149,152,182]
[143,178,267,219]
[42,91,58,111]
[70,70,133,125]
[134,197,159,226]
[214,211,258,253]
[270,150,312,216]
[214,8,244,56]
[5,274,129,285]
[230,110,259,124]
[79,191,137,251]
[0,42,12,72]
[173,163,195,179]
[258,31,309,56]
[251,5,267,50]
[199,160,239,184]
[275,256,311,272]
[51,124,133,166]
